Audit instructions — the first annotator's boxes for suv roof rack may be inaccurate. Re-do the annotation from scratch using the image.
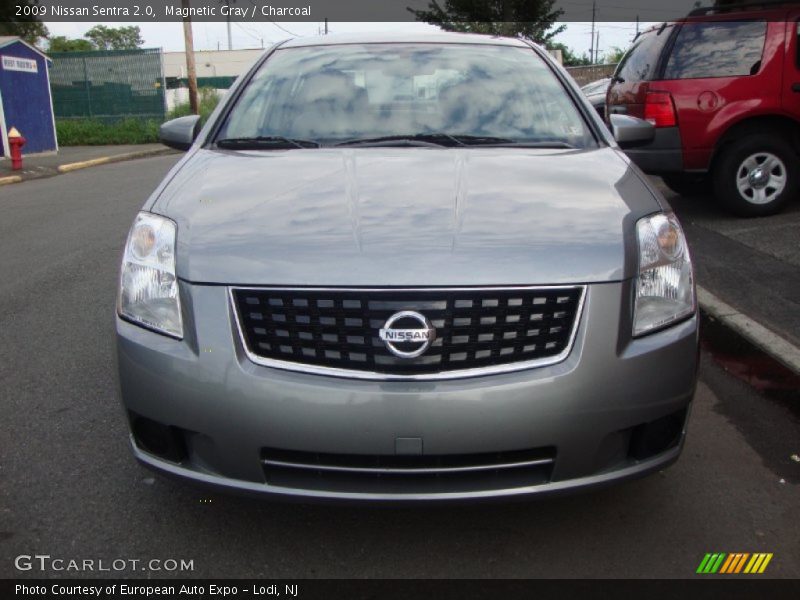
[688,0,798,17]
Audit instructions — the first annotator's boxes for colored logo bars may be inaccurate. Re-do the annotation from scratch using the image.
[696,553,773,574]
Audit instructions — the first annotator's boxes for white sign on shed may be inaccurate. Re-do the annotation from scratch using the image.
[1,55,38,74]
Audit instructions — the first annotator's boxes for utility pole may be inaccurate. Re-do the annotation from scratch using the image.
[590,1,596,64]
[324,18,328,35]
[635,15,640,36]
[596,31,600,65]
[222,0,233,50]
[181,0,199,115]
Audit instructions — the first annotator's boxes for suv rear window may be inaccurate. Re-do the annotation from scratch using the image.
[614,25,673,82]
[664,21,766,79]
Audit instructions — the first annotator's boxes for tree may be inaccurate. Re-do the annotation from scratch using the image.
[604,46,626,65]
[84,25,144,50]
[48,36,95,53]
[409,0,566,45]
[0,0,49,46]
[547,42,591,67]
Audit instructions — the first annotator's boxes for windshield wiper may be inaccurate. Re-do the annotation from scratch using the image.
[335,134,457,147]
[476,140,576,149]
[216,136,320,150]
[424,134,575,148]
[334,134,574,149]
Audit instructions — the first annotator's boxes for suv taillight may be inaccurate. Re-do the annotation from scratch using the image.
[644,92,677,128]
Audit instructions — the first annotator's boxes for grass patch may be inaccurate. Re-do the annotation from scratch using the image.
[56,118,160,145]
[167,87,221,121]
[56,88,223,146]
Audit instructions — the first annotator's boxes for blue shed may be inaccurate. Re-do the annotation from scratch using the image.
[0,36,57,158]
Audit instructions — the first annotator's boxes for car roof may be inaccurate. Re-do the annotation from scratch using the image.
[684,0,799,20]
[636,1,799,33]
[279,31,533,49]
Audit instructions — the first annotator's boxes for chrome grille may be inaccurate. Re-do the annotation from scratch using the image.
[261,447,556,494]
[231,286,585,379]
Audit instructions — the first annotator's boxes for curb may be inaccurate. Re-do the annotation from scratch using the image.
[697,284,800,375]
[57,148,175,174]
[1,148,175,184]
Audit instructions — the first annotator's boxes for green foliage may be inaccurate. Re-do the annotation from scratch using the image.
[0,0,49,45]
[409,0,565,45]
[48,36,95,52]
[547,42,592,67]
[56,118,160,145]
[167,88,221,121]
[605,46,626,65]
[44,25,144,53]
[84,25,144,50]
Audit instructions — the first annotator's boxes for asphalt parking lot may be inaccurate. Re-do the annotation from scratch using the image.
[1,155,798,579]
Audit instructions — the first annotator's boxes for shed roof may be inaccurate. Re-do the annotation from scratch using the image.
[0,36,51,62]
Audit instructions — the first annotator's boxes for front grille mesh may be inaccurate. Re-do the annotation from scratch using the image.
[232,287,584,377]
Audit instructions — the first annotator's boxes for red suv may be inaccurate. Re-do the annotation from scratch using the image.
[607,2,800,216]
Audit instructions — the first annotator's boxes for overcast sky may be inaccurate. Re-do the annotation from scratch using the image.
[44,21,653,61]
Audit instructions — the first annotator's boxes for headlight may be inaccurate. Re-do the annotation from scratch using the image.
[118,212,183,338]
[633,212,695,336]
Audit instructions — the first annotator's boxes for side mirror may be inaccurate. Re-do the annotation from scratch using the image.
[610,114,655,148]
[159,115,201,151]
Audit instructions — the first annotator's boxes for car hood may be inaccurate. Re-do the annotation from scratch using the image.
[153,147,661,286]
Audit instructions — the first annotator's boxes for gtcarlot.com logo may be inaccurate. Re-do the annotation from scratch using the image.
[696,552,773,574]
[14,554,194,572]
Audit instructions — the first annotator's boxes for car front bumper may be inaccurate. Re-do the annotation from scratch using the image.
[116,281,698,502]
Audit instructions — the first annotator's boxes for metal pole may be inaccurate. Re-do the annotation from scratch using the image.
[596,32,600,65]
[159,48,168,118]
[83,56,92,118]
[590,1,596,64]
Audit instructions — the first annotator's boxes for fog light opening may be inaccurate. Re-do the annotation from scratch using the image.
[130,413,188,463]
[628,408,687,461]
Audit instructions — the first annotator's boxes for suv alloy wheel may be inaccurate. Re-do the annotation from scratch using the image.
[713,134,798,217]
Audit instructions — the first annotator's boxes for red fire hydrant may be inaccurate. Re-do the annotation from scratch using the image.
[8,127,26,171]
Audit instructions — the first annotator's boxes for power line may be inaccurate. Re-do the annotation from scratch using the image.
[266,19,299,37]
[233,21,261,44]
[247,0,299,36]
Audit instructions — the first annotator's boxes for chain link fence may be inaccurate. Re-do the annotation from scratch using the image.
[49,48,166,122]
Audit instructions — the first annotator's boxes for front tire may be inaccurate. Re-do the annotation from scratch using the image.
[712,135,798,217]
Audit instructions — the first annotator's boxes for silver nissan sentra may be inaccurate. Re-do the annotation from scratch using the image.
[116,32,698,502]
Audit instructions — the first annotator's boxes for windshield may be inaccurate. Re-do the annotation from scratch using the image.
[216,43,596,148]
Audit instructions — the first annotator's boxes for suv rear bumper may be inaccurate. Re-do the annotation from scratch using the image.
[623,127,683,174]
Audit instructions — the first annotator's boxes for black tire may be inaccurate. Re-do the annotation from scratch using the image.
[712,134,798,217]
[661,174,712,197]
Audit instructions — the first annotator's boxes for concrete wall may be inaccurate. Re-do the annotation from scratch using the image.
[163,49,264,79]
